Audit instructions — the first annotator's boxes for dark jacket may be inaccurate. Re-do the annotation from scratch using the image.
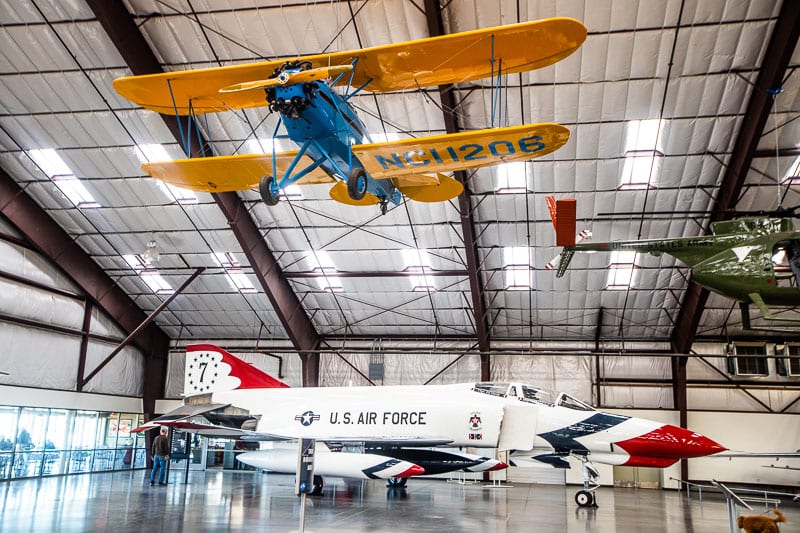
[152,434,169,457]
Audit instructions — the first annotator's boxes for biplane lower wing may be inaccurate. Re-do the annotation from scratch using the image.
[353,123,570,179]
[141,152,334,193]
[113,18,586,114]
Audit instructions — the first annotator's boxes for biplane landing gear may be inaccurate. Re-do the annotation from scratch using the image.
[259,176,280,206]
[379,200,389,215]
[574,458,599,508]
[347,167,367,201]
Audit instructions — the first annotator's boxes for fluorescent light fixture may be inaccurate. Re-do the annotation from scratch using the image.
[605,250,637,290]
[495,162,528,193]
[28,148,99,208]
[212,252,256,293]
[135,144,197,204]
[503,246,532,290]
[620,119,663,189]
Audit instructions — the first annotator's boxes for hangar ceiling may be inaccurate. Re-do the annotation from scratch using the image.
[1,0,799,352]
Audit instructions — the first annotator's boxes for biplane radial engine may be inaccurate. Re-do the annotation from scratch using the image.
[114,18,586,214]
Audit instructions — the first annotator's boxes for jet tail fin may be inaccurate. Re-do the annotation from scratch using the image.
[184,344,289,396]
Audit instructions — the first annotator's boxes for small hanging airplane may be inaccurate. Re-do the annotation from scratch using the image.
[113,18,586,214]
[546,197,800,326]
[135,344,728,507]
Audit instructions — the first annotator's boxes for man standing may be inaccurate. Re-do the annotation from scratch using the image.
[150,427,170,486]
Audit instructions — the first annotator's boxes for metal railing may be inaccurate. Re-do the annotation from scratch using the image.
[670,478,795,510]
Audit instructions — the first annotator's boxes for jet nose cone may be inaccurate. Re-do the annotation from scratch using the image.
[398,464,425,477]
[488,461,509,471]
[616,424,727,459]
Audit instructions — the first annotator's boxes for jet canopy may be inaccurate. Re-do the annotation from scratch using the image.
[472,382,595,412]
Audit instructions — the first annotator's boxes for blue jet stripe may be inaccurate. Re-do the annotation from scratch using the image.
[538,413,629,454]
[361,458,402,479]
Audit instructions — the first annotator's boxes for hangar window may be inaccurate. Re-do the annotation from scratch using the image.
[503,246,532,290]
[495,162,528,193]
[403,249,435,291]
[776,343,800,377]
[619,119,663,190]
[27,149,99,208]
[605,251,637,290]
[726,342,768,376]
[134,144,197,204]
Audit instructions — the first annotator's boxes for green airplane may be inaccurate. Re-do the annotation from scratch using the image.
[547,197,800,326]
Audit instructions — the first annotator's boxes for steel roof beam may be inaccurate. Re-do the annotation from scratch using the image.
[423,0,491,379]
[672,0,800,354]
[87,1,321,384]
[0,168,171,415]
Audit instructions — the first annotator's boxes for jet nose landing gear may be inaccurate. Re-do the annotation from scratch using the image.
[575,459,599,508]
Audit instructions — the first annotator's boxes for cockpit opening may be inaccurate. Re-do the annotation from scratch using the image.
[472,382,595,411]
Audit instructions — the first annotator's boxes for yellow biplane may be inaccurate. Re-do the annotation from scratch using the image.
[114,18,586,213]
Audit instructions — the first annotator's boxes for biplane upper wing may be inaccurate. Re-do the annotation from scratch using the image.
[113,18,586,114]
[353,123,570,179]
[141,151,334,193]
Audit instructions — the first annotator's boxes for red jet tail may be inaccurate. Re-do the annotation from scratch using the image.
[185,344,289,395]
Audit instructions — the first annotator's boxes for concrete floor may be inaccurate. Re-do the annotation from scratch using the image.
[1,470,798,532]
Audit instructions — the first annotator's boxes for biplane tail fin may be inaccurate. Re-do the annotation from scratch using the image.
[184,344,289,396]
[546,196,577,247]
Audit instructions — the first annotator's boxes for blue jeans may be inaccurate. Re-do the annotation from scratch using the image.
[150,455,167,484]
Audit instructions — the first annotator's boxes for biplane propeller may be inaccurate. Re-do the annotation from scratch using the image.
[546,197,800,328]
[114,18,586,214]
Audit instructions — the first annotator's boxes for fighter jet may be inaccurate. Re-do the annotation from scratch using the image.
[136,344,726,507]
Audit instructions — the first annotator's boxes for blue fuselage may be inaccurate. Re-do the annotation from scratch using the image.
[273,79,397,203]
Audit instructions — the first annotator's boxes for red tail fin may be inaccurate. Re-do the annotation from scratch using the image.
[185,344,289,395]
[546,196,577,247]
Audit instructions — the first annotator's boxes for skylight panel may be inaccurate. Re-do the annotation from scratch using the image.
[28,148,99,208]
[122,254,174,295]
[307,250,342,292]
[370,132,402,143]
[783,155,800,185]
[402,248,432,272]
[135,144,197,204]
[620,119,663,190]
[245,138,292,154]
[503,246,532,290]
[410,274,436,292]
[212,252,256,294]
[495,162,528,193]
[605,250,637,290]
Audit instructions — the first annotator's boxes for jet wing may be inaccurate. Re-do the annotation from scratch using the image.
[353,123,570,180]
[113,18,586,114]
[141,152,334,193]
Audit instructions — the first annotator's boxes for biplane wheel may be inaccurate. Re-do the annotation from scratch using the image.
[259,176,280,206]
[347,168,368,201]
[380,200,388,215]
